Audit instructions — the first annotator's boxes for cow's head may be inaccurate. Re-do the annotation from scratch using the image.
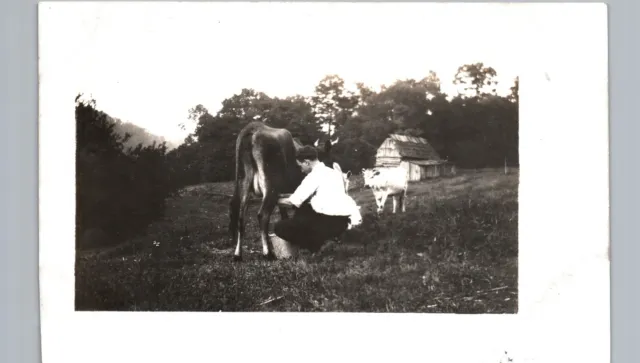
[314,137,339,167]
[292,136,337,165]
[343,170,352,192]
[362,168,381,188]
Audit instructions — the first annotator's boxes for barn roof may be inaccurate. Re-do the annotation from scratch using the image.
[388,134,441,160]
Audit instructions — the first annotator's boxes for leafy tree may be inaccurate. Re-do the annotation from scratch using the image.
[453,62,499,98]
[508,76,519,103]
[311,75,359,137]
[164,63,518,186]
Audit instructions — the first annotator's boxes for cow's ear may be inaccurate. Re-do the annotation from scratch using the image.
[314,139,319,147]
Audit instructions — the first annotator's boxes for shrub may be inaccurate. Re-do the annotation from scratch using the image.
[75,95,179,249]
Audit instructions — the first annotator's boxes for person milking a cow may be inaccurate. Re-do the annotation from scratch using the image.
[272,145,362,253]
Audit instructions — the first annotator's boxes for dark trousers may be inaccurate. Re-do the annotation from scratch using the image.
[274,203,349,251]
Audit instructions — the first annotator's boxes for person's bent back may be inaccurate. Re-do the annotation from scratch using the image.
[274,145,361,252]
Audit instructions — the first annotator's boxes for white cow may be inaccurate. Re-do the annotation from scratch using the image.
[362,166,409,214]
[332,162,351,193]
[342,170,352,192]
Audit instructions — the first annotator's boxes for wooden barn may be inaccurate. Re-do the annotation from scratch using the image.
[374,134,456,181]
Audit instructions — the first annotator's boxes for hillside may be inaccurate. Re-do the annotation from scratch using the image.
[111,117,179,151]
[76,168,519,312]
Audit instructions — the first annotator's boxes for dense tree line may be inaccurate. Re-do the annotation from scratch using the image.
[76,62,518,248]
[169,62,518,186]
[76,96,179,249]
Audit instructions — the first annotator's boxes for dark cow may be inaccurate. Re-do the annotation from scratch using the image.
[228,121,338,261]
[313,137,339,168]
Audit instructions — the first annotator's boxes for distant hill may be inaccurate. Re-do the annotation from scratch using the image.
[110,117,179,151]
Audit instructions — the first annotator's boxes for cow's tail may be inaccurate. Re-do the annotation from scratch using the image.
[229,124,254,240]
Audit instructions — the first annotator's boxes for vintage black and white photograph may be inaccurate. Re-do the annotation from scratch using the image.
[39,2,611,363]
[67,2,521,313]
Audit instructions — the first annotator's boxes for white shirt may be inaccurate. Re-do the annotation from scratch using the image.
[289,162,361,221]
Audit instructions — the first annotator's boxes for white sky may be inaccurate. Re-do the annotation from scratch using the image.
[47,2,522,145]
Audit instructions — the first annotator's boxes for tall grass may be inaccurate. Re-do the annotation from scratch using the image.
[76,169,518,312]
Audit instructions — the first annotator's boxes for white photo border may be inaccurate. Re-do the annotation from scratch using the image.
[38,3,610,363]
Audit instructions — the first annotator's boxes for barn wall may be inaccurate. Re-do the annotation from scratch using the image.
[376,156,401,166]
[397,161,412,181]
[424,165,441,178]
[402,161,446,181]
[405,162,459,180]
[414,164,423,181]
[401,161,422,181]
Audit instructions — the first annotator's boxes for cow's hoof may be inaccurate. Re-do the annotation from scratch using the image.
[232,255,243,262]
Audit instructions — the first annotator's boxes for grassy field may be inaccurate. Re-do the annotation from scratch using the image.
[76,168,519,312]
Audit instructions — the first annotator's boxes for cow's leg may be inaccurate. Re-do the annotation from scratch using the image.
[372,190,382,214]
[233,173,253,261]
[399,189,407,213]
[255,173,278,260]
[378,190,389,214]
[392,195,397,213]
[257,193,278,259]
